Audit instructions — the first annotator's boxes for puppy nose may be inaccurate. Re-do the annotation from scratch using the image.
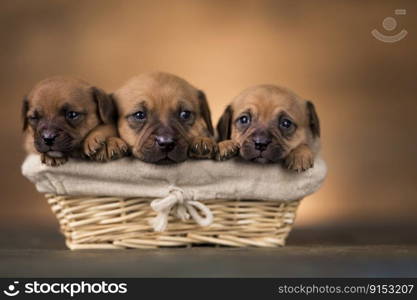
[155,135,176,152]
[253,136,271,151]
[42,130,58,146]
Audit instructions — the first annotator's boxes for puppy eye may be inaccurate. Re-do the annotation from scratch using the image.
[179,110,191,120]
[133,111,146,120]
[280,118,293,129]
[66,111,80,120]
[238,115,250,125]
[28,115,39,121]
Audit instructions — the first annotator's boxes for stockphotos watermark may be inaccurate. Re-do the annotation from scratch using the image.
[3,281,127,297]
[372,9,408,43]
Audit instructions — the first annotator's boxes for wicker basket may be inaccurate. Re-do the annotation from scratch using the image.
[47,194,301,249]
[23,154,326,250]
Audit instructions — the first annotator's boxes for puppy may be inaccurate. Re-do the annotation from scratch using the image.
[216,85,320,172]
[112,72,217,164]
[22,76,127,166]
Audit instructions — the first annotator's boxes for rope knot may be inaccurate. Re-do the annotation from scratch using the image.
[149,186,213,232]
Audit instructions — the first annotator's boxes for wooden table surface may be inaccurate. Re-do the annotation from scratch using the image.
[0,224,417,277]
[1,222,416,277]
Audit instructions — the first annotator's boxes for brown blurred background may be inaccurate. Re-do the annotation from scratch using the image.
[1,0,416,232]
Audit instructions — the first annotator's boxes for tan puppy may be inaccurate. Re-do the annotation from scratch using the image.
[216,85,320,172]
[22,76,127,166]
[112,72,216,164]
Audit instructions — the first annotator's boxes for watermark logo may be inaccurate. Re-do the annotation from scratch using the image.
[3,281,20,297]
[372,9,407,43]
[3,281,127,297]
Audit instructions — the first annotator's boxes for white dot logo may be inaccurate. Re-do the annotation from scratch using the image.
[3,282,20,297]
[372,9,408,43]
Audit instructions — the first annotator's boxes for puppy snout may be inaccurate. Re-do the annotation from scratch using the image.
[253,135,271,151]
[42,130,59,146]
[155,135,176,152]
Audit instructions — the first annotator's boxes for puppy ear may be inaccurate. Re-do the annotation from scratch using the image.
[21,96,29,131]
[91,87,116,124]
[197,90,214,136]
[216,105,233,141]
[306,100,320,138]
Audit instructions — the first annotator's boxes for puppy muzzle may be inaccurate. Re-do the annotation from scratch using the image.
[240,133,284,163]
[34,127,75,156]
[134,134,189,164]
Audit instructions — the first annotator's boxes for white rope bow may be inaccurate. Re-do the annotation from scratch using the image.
[149,186,213,232]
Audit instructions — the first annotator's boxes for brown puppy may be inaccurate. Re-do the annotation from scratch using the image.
[112,72,216,164]
[216,85,320,172]
[22,76,127,166]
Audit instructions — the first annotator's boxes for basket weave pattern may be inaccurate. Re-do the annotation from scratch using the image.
[46,194,300,249]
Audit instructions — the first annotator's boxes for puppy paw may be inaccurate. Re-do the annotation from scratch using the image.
[92,137,129,162]
[41,153,68,167]
[189,137,218,159]
[283,145,314,172]
[216,140,240,161]
[84,134,106,158]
